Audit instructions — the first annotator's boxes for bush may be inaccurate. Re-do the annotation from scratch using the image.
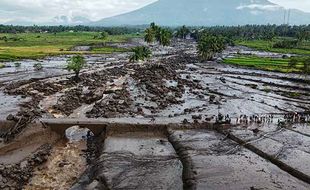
[66,55,86,80]
[94,32,109,40]
[273,40,298,49]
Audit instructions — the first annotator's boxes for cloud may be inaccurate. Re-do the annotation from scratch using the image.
[0,0,309,24]
[0,0,157,24]
[269,0,310,13]
[237,4,282,11]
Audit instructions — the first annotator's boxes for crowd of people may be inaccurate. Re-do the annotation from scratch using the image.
[215,112,310,125]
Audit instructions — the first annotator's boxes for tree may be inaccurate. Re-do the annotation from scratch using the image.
[144,28,155,44]
[158,29,172,46]
[176,25,190,39]
[144,23,172,46]
[129,46,152,62]
[297,30,309,44]
[198,33,225,61]
[66,55,86,80]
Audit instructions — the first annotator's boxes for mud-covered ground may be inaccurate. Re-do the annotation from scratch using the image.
[0,38,310,189]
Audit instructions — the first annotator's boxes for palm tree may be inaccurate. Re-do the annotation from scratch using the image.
[158,29,172,46]
[176,25,190,39]
[144,28,155,44]
[129,46,152,62]
[198,33,225,61]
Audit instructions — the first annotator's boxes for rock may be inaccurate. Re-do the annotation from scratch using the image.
[20,161,28,169]
[6,114,17,121]
[192,115,202,120]
[219,77,226,83]
[182,119,189,124]
[85,180,106,190]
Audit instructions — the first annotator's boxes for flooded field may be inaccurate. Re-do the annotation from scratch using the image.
[0,39,309,189]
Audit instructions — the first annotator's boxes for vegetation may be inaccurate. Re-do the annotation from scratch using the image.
[0,63,5,68]
[144,23,172,46]
[129,46,152,62]
[197,25,310,41]
[94,31,109,40]
[297,30,310,44]
[273,39,298,49]
[33,63,43,71]
[198,32,225,61]
[176,25,190,39]
[236,39,310,55]
[144,28,155,44]
[288,57,310,75]
[0,25,144,35]
[157,28,172,46]
[223,56,308,73]
[66,55,86,80]
[0,32,134,61]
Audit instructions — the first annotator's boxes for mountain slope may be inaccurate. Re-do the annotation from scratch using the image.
[93,0,310,26]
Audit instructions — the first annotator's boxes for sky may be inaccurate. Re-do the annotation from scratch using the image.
[0,0,309,24]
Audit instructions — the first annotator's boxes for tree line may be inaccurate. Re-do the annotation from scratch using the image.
[0,25,144,35]
[1,24,309,39]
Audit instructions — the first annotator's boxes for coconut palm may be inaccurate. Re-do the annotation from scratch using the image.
[176,25,190,39]
[198,33,225,61]
[129,46,152,62]
[144,28,155,44]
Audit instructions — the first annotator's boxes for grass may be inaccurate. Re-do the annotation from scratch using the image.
[236,39,310,55]
[223,56,305,73]
[0,32,138,61]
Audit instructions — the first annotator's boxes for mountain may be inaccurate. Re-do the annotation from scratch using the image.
[93,0,310,26]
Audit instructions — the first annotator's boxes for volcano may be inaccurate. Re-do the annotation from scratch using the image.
[93,0,310,26]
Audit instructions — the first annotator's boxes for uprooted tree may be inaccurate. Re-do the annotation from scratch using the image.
[129,46,152,62]
[66,55,86,80]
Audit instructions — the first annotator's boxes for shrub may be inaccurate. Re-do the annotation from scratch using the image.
[66,55,86,80]
[273,40,298,49]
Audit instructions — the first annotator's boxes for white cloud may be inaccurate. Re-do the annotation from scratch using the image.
[237,4,282,11]
[269,0,310,13]
[0,0,157,24]
[0,0,309,24]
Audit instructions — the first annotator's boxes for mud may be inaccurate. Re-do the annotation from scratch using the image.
[25,140,87,190]
[168,128,310,190]
[0,38,310,189]
[72,128,183,190]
